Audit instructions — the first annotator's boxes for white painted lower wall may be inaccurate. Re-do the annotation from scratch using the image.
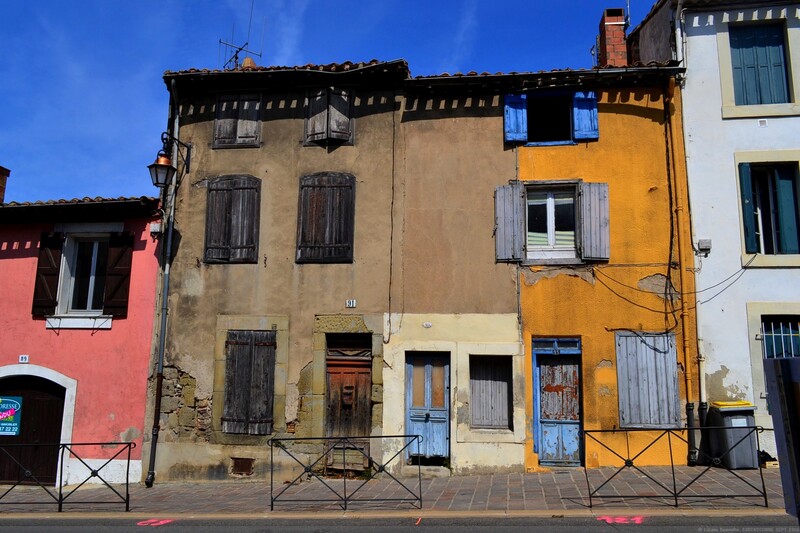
[62,458,142,486]
[382,313,525,474]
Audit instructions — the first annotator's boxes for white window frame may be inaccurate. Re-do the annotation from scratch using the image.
[526,187,578,260]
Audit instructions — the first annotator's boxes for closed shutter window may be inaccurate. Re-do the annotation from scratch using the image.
[730,24,789,106]
[616,332,680,428]
[296,172,355,263]
[222,329,277,435]
[305,88,353,144]
[204,175,260,264]
[470,355,513,430]
[214,94,261,147]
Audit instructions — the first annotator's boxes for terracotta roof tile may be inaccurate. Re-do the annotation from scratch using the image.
[2,196,158,208]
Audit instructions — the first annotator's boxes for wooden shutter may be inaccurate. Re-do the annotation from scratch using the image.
[296,172,355,263]
[236,94,261,145]
[31,233,63,317]
[730,24,789,105]
[738,163,759,254]
[579,182,610,261]
[775,165,800,254]
[222,330,252,434]
[328,88,352,141]
[228,176,260,263]
[615,333,680,428]
[573,91,599,141]
[214,94,239,145]
[503,94,528,142]
[306,89,329,142]
[102,232,134,318]
[494,182,525,262]
[470,356,512,429]
[248,330,276,434]
[205,178,233,262]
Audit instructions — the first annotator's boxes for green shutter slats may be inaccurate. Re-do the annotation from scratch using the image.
[31,233,63,317]
[730,24,789,105]
[494,182,525,262]
[102,232,134,318]
[580,182,610,261]
[739,163,759,253]
[503,94,528,142]
[573,91,599,141]
[296,172,355,263]
[775,165,800,254]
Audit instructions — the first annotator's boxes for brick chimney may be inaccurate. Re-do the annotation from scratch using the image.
[598,8,628,67]
[0,166,9,203]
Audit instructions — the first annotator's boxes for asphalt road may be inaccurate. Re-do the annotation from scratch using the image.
[1,515,799,533]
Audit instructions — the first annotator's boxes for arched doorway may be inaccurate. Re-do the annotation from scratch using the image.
[0,375,66,484]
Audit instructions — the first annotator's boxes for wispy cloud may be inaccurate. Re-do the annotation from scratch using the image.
[438,0,479,73]
[264,0,310,66]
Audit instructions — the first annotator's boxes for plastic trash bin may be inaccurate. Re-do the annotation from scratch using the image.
[706,400,758,469]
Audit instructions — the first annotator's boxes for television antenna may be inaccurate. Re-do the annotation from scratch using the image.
[218,0,265,69]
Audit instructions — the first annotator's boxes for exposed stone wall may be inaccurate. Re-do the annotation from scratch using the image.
[158,365,212,443]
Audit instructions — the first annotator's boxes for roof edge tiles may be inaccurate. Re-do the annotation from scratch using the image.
[0,196,160,224]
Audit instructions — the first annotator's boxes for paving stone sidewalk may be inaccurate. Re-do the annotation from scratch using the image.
[0,466,787,516]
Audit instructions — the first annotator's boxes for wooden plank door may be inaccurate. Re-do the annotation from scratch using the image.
[536,354,581,465]
[0,376,65,484]
[326,359,372,438]
[406,352,449,459]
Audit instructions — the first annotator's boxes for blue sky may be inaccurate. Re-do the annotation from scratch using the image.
[1,1,652,203]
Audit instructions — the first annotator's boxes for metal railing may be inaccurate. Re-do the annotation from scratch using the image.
[582,427,769,508]
[0,442,135,512]
[267,435,423,511]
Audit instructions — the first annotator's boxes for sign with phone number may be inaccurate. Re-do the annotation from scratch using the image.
[0,397,22,436]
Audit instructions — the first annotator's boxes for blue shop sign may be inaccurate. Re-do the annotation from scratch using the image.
[0,397,22,436]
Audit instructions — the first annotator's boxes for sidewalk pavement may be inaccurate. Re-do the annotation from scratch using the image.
[0,466,789,519]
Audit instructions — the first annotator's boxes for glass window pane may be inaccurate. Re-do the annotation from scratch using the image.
[71,241,94,310]
[553,192,575,246]
[431,359,446,408]
[91,241,109,310]
[527,193,548,247]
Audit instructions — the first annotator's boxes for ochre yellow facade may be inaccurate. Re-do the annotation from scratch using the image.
[517,85,698,470]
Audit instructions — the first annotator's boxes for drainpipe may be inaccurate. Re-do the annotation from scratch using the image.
[675,0,686,67]
[145,79,180,488]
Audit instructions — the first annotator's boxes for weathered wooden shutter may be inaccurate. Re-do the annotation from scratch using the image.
[306,89,329,142]
[730,24,789,105]
[214,94,239,145]
[31,233,63,317]
[470,356,511,429]
[494,182,525,262]
[296,172,355,263]
[738,163,759,254]
[579,182,610,261]
[573,91,599,141]
[615,332,680,428]
[228,176,260,263]
[503,94,528,142]
[205,178,233,262]
[102,232,134,317]
[328,88,352,141]
[248,330,276,434]
[222,330,252,434]
[236,94,261,145]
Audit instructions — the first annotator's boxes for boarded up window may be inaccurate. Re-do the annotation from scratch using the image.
[470,355,513,430]
[296,172,355,263]
[305,88,353,144]
[616,332,680,428]
[204,175,260,263]
[222,330,276,435]
[214,94,261,147]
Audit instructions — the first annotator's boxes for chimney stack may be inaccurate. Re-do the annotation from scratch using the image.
[598,8,628,67]
[0,166,9,204]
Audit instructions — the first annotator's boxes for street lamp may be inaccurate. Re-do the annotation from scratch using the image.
[147,132,191,189]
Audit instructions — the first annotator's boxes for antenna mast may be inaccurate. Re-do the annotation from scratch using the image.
[218,0,264,69]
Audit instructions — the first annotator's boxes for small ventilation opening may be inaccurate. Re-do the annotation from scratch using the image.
[231,457,254,476]
[605,8,624,17]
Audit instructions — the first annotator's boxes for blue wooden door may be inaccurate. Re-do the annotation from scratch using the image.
[406,352,449,458]
[533,339,582,466]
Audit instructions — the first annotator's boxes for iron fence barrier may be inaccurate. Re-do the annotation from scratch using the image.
[267,435,423,511]
[582,426,771,508]
[0,441,135,512]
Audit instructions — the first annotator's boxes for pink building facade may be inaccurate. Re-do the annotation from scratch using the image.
[0,197,160,485]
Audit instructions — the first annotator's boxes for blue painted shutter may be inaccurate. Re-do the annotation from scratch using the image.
[730,24,789,105]
[775,166,800,254]
[739,163,759,253]
[579,182,610,261]
[504,94,527,142]
[572,91,599,141]
[494,182,525,262]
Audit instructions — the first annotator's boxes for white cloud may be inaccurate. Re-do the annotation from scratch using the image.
[438,0,479,73]
[264,0,311,66]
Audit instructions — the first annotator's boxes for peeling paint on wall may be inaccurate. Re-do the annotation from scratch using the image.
[597,359,613,368]
[706,365,747,402]
[637,274,680,301]
[598,385,613,397]
[522,267,594,286]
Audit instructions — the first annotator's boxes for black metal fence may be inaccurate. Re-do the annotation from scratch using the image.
[582,426,770,508]
[0,442,135,512]
[267,435,423,511]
